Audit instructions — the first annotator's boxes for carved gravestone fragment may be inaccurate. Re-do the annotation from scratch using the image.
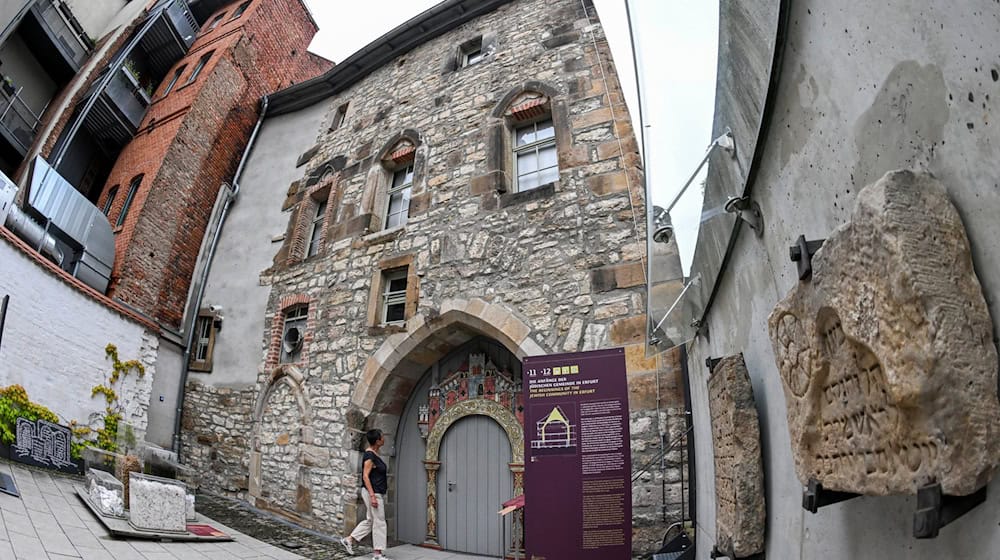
[768,170,1000,496]
[709,354,765,559]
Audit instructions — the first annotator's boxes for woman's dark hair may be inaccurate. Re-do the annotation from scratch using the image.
[366,429,383,445]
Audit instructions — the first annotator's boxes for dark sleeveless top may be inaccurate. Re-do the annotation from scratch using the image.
[362,450,388,494]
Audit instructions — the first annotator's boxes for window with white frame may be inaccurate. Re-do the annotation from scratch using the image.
[189,311,217,371]
[461,38,484,67]
[513,119,558,192]
[306,198,326,258]
[385,164,413,229]
[381,269,408,325]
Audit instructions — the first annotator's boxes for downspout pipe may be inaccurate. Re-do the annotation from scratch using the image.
[171,94,269,457]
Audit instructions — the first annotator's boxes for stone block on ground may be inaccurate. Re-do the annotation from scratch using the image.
[708,354,765,559]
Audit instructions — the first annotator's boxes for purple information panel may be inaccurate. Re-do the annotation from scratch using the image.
[523,348,631,560]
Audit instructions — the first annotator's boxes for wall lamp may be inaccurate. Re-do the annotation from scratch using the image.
[652,128,736,245]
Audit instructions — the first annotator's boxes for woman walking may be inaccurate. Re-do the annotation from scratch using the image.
[340,429,390,560]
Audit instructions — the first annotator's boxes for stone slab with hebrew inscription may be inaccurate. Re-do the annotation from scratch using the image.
[768,170,1000,496]
[709,354,765,558]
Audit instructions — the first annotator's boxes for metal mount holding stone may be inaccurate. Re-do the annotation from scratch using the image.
[725,196,764,237]
[788,235,825,280]
[803,478,988,539]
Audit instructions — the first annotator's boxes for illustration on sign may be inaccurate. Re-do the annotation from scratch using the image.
[524,348,631,560]
[14,417,74,470]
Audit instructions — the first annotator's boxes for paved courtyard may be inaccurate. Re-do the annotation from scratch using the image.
[0,459,493,560]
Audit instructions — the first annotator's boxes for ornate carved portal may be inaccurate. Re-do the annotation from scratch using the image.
[420,354,525,555]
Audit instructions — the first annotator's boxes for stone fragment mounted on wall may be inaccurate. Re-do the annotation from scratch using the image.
[708,354,765,559]
[768,170,1000,497]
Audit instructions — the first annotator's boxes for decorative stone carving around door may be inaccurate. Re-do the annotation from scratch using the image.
[768,170,1000,497]
[419,354,524,551]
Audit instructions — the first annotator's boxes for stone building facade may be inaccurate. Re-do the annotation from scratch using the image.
[180,0,684,556]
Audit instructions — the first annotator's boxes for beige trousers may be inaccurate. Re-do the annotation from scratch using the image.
[350,490,387,551]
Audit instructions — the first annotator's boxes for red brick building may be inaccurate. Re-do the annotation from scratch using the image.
[87,0,330,328]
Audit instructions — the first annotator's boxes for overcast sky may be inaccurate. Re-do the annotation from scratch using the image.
[301,0,718,273]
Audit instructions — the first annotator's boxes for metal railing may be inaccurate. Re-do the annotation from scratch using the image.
[0,87,44,152]
[104,67,152,130]
[35,0,91,69]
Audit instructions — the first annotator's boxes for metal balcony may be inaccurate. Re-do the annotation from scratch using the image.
[82,67,152,150]
[140,0,200,77]
[0,87,44,157]
[22,0,92,81]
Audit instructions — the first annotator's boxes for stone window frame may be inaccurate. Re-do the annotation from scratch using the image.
[287,168,335,264]
[330,101,349,132]
[477,81,571,209]
[265,294,315,371]
[188,308,220,372]
[366,254,419,332]
[360,130,425,234]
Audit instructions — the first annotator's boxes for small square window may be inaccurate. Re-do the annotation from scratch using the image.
[189,311,218,371]
[382,269,408,325]
[461,38,484,67]
[330,102,348,131]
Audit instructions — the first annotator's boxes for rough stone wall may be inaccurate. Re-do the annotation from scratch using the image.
[180,381,257,496]
[182,0,681,556]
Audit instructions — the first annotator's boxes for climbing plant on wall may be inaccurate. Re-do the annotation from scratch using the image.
[88,343,146,453]
[0,384,60,445]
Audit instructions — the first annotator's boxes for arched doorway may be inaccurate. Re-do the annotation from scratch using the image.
[395,337,524,556]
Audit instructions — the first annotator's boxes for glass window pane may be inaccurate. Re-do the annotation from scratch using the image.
[535,119,555,140]
[539,166,559,186]
[315,200,327,220]
[385,302,406,323]
[516,126,536,146]
[538,144,558,169]
[517,151,538,174]
[388,277,408,292]
[519,172,539,191]
[387,192,405,214]
[401,186,411,204]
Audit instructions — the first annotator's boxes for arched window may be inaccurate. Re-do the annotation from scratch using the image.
[116,175,142,228]
[102,185,118,216]
[362,131,423,233]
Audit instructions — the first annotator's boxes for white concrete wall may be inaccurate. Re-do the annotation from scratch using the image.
[0,236,156,434]
[63,0,130,41]
[0,0,29,37]
[685,1,1000,558]
[191,101,328,387]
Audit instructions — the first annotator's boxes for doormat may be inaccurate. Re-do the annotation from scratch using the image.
[0,472,17,497]
[186,524,229,538]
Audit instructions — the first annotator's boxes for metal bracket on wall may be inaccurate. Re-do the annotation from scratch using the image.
[788,235,826,281]
[802,478,860,513]
[705,356,723,372]
[913,482,987,539]
[724,196,764,237]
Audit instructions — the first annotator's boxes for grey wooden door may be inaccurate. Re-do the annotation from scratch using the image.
[439,415,513,556]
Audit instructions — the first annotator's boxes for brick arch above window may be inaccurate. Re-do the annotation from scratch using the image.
[265,294,316,370]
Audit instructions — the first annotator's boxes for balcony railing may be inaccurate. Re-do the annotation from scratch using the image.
[103,67,152,131]
[0,87,44,154]
[34,0,92,71]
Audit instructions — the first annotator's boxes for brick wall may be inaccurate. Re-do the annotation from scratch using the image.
[97,0,331,328]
